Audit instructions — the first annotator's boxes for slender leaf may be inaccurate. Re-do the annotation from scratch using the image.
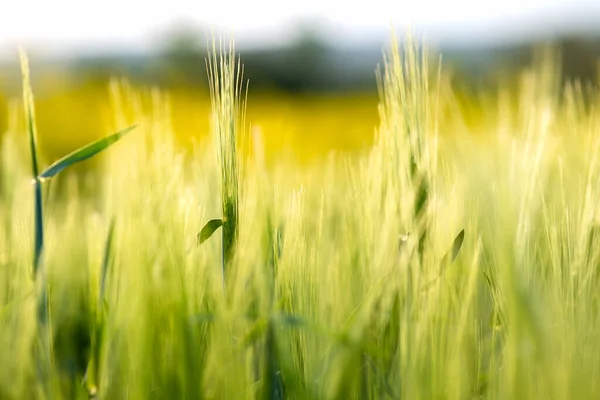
[19,50,44,275]
[21,49,52,399]
[263,320,285,400]
[99,218,116,305]
[19,49,40,178]
[440,229,465,265]
[39,125,136,179]
[197,218,223,245]
[32,179,43,275]
[420,229,466,292]
[363,352,400,400]
[449,229,465,263]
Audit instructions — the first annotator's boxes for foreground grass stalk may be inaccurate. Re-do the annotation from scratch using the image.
[19,48,52,398]
[19,65,43,271]
[86,218,115,397]
[370,31,467,398]
[378,31,435,260]
[201,37,247,291]
[19,50,136,399]
[201,38,290,398]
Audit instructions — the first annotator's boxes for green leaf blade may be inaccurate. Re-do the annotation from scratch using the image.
[99,218,116,306]
[197,219,223,245]
[440,229,465,265]
[39,125,136,179]
[450,229,465,262]
[33,180,43,275]
[19,49,40,178]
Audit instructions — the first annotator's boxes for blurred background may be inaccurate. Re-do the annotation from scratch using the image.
[2,0,600,163]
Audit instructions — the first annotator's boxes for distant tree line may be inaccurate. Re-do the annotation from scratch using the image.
[4,27,600,96]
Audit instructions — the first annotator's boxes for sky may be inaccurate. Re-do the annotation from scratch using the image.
[1,0,600,57]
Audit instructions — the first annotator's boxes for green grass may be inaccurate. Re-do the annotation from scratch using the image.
[1,32,600,399]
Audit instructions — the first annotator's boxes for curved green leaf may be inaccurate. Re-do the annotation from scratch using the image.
[440,229,465,265]
[39,125,137,179]
[449,229,465,263]
[420,229,465,292]
[197,219,223,245]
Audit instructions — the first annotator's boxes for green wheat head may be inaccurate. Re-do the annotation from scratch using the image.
[204,36,248,279]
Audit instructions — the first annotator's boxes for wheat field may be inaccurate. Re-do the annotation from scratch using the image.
[1,33,600,399]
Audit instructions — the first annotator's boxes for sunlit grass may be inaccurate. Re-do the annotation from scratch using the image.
[1,32,600,400]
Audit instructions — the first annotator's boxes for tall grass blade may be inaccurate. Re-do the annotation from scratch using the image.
[19,50,40,178]
[87,219,116,397]
[19,49,44,275]
[99,218,116,305]
[39,125,136,179]
[363,352,400,400]
[263,321,284,400]
[32,180,43,275]
[20,49,53,400]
